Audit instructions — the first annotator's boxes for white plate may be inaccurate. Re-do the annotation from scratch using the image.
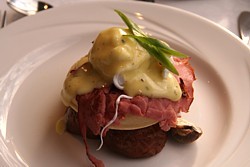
[0,0,250,166]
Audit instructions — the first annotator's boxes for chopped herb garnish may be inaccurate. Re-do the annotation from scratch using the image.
[115,9,188,75]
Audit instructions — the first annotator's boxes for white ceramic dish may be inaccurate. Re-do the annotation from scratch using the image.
[0,0,249,166]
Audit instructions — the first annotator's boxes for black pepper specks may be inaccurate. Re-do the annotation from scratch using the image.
[121,39,126,44]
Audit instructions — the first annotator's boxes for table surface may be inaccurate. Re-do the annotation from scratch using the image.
[0,0,250,37]
[156,0,250,37]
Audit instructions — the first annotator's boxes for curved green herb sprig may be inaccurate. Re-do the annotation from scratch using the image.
[115,9,188,75]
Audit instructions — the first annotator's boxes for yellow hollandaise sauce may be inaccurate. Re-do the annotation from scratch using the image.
[61,27,182,111]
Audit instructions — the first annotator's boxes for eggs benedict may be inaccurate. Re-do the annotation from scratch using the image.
[58,10,201,167]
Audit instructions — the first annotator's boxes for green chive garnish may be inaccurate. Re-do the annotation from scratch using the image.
[115,9,188,75]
